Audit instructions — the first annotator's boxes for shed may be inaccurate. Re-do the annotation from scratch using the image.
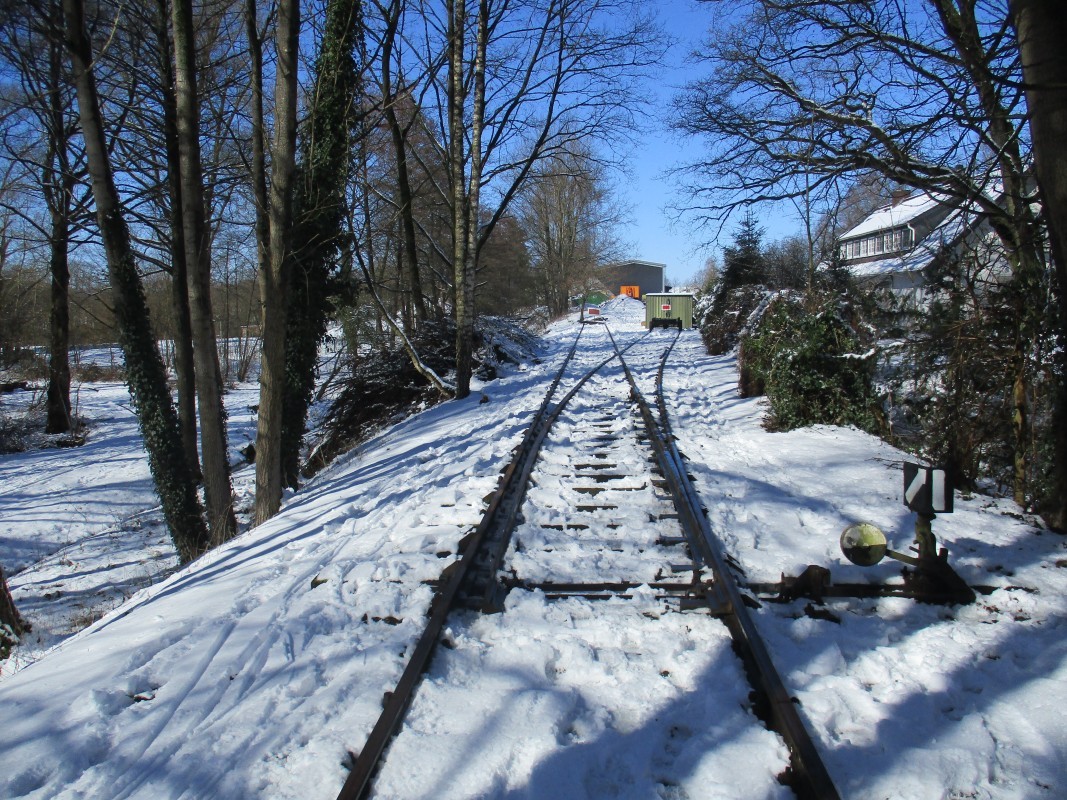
[644,293,695,329]
[600,260,666,298]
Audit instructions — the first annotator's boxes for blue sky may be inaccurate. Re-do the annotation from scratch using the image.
[617,1,803,286]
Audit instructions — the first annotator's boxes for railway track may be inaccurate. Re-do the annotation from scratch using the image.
[337,321,840,800]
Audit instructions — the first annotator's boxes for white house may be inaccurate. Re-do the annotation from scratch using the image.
[836,189,979,292]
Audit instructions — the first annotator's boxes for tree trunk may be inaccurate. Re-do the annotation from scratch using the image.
[254,0,300,524]
[1011,0,1067,530]
[1,563,28,660]
[381,0,426,327]
[62,0,209,563]
[461,1,487,392]
[44,14,71,435]
[448,0,467,394]
[936,0,1044,510]
[156,0,200,480]
[245,0,270,312]
[280,0,361,490]
[170,0,236,543]
[449,0,486,399]
[45,188,72,434]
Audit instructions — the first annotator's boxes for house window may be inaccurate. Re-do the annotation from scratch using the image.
[840,227,914,262]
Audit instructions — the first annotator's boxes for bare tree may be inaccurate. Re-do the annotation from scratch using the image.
[674,0,1051,512]
[170,0,237,542]
[62,0,209,562]
[40,2,75,434]
[408,0,662,397]
[0,0,90,434]
[377,0,429,326]
[252,0,300,523]
[445,0,482,399]
[516,144,623,317]
[91,0,252,483]
[152,0,200,477]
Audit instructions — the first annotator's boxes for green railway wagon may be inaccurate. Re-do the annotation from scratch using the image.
[644,293,695,329]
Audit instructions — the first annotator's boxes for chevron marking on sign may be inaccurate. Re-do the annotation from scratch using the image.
[905,469,926,505]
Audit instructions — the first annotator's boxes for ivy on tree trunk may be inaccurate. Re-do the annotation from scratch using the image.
[63,0,209,563]
[281,0,362,489]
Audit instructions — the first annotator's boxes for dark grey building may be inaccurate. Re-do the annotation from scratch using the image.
[599,260,666,299]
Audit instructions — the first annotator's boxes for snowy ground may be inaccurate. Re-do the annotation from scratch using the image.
[1,296,1065,799]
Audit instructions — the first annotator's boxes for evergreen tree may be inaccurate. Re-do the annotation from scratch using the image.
[715,210,766,309]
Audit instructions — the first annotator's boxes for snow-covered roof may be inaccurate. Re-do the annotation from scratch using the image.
[840,191,950,240]
[846,207,969,278]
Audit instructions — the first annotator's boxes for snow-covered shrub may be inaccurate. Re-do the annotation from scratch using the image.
[692,291,713,329]
[737,293,792,398]
[742,295,881,433]
[699,284,772,355]
[475,316,542,381]
[308,319,456,474]
[875,247,1024,498]
[308,315,540,475]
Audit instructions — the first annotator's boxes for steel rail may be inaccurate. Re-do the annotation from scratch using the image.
[606,324,842,800]
[335,325,647,800]
[465,328,653,612]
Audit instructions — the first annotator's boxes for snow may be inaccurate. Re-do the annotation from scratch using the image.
[844,210,970,279]
[2,296,1065,799]
[839,192,948,241]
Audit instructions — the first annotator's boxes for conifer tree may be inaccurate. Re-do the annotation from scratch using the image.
[717,210,767,307]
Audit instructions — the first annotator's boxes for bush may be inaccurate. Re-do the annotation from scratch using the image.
[699,284,772,355]
[308,319,456,474]
[879,266,1020,496]
[737,295,795,397]
[0,348,48,379]
[75,363,126,382]
[742,295,881,433]
[0,411,25,454]
[308,315,538,475]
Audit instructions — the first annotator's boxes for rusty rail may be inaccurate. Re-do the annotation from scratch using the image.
[335,326,646,800]
[337,323,840,800]
[607,325,842,800]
